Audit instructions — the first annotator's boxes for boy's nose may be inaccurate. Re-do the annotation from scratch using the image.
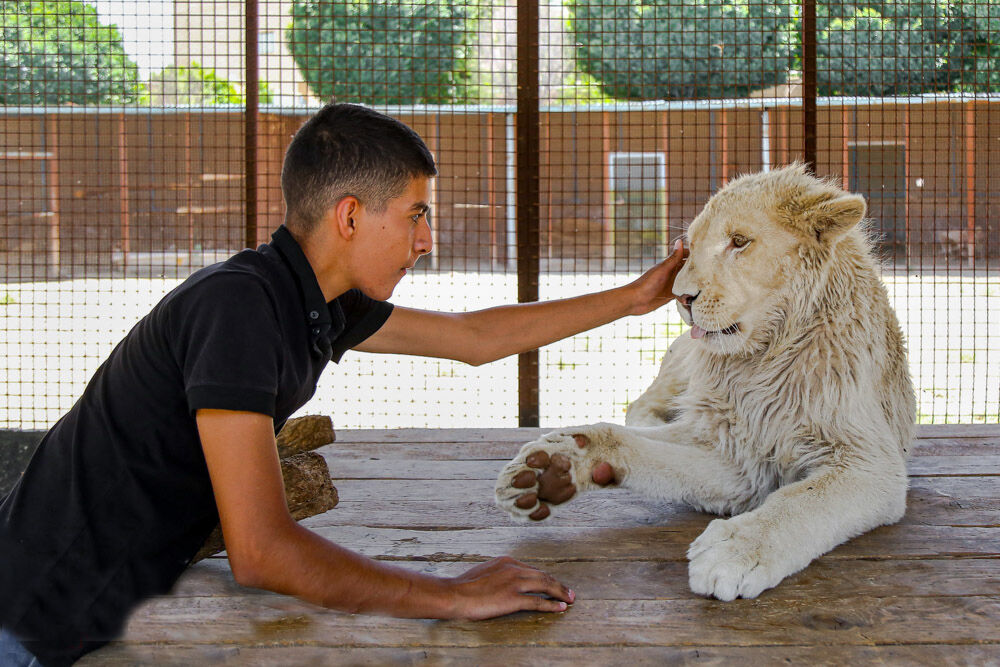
[413,229,434,255]
[415,220,433,255]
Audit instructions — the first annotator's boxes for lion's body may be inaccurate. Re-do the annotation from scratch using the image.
[496,164,917,600]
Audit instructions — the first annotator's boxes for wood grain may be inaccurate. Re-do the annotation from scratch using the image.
[80,427,1000,663]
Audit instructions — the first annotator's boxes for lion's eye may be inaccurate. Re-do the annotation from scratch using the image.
[730,234,751,249]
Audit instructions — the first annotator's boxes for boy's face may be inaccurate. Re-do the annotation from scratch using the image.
[350,176,433,301]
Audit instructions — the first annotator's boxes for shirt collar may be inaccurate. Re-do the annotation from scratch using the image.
[269,224,343,358]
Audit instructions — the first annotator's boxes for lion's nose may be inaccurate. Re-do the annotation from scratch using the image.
[679,292,700,308]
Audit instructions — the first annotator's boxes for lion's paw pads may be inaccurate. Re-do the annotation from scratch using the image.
[687,516,785,601]
[494,433,590,521]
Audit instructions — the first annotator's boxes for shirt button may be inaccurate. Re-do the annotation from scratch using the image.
[312,327,320,335]
[309,310,319,320]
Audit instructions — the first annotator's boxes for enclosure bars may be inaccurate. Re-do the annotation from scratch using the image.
[516,0,542,427]
[802,0,818,172]
[245,0,260,250]
[235,0,822,426]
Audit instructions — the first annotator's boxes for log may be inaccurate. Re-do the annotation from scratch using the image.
[276,415,335,458]
[192,451,339,563]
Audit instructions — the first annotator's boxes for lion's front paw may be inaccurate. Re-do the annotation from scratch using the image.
[495,431,606,522]
[687,515,788,601]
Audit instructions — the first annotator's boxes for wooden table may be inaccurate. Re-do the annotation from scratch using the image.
[83,425,1000,665]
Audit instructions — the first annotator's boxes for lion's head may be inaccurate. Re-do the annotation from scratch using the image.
[673,163,868,355]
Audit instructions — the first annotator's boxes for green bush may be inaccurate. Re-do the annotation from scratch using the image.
[0,0,141,105]
[287,0,475,105]
[569,0,1000,101]
[816,4,947,96]
[145,62,274,106]
[567,0,796,100]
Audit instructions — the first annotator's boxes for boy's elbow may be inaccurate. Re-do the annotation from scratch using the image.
[463,354,491,367]
[228,546,270,589]
[461,349,507,367]
[224,525,288,590]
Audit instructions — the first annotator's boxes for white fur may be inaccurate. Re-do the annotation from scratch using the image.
[495,164,916,600]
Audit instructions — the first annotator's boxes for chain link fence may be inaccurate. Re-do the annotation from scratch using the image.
[1,0,998,429]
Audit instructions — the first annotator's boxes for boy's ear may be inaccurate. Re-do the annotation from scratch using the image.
[332,196,361,240]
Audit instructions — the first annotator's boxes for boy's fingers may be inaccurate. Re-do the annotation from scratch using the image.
[517,569,574,604]
[667,238,687,261]
[526,596,569,613]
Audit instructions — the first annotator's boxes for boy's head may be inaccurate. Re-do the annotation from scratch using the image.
[281,103,437,236]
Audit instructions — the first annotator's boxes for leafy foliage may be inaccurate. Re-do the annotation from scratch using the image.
[287,0,476,104]
[145,62,274,106]
[146,63,242,106]
[567,0,796,100]
[569,0,1000,100]
[0,0,141,105]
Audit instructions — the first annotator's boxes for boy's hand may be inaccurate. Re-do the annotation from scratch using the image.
[442,556,574,620]
[626,238,689,316]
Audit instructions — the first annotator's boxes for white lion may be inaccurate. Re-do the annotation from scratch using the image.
[495,163,916,601]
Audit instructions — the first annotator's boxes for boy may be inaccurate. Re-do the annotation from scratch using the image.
[0,103,686,665]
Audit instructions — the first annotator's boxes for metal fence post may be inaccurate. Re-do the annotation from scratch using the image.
[802,0,817,173]
[245,0,259,250]
[517,0,541,427]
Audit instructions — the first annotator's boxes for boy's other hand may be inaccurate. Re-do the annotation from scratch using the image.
[442,556,574,620]
[626,238,689,316]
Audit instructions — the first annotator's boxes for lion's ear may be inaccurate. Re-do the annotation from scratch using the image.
[809,193,866,243]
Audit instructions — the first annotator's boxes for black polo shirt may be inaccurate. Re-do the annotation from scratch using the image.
[0,225,392,666]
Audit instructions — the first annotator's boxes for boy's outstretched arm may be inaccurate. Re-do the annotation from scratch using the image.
[196,409,573,619]
[356,240,688,365]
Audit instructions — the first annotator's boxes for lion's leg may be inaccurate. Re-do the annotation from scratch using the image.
[494,422,751,521]
[687,456,908,601]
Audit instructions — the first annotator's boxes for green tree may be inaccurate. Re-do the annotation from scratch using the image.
[145,62,274,106]
[813,1,1000,96]
[935,0,1000,92]
[287,0,475,105]
[816,3,948,96]
[0,0,141,105]
[567,0,796,101]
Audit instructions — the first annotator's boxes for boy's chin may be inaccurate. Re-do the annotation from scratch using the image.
[363,282,398,302]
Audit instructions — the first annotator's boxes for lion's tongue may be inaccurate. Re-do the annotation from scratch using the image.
[691,325,707,339]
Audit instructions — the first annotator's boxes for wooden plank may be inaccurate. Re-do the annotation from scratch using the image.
[101,595,1000,647]
[325,476,1000,504]
[318,436,1000,462]
[314,477,1000,529]
[172,556,1000,601]
[916,424,1000,438]
[317,490,999,530]
[333,425,1000,444]
[72,426,1000,665]
[281,524,1000,562]
[81,643,1000,666]
[335,428,546,444]
[909,438,1000,456]
[908,456,1000,476]
[323,456,1000,479]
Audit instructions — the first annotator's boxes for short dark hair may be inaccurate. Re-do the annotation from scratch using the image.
[280,103,437,235]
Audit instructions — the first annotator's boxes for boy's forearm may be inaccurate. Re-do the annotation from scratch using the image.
[241,520,454,618]
[460,284,635,364]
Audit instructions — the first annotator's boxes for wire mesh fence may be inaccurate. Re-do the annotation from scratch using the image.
[1,0,998,430]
